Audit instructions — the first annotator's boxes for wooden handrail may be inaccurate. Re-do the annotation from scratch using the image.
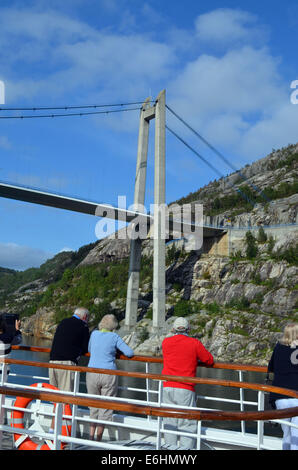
[3,352,298,424]
[3,357,298,399]
[11,345,268,373]
[1,384,298,422]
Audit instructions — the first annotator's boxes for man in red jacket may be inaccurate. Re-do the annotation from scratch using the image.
[162,317,214,449]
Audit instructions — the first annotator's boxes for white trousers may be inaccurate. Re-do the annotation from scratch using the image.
[275,398,298,450]
[162,387,197,449]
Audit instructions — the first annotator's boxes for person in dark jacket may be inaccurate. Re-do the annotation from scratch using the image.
[0,314,22,375]
[49,307,90,392]
[268,323,298,450]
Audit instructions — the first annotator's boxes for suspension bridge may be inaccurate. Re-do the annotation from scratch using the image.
[0,90,296,332]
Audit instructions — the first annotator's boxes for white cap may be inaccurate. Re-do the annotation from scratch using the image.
[173,317,189,332]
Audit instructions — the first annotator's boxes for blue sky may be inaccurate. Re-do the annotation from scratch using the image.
[0,0,297,270]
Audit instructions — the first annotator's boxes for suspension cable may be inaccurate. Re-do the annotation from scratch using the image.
[0,106,142,119]
[166,125,256,207]
[166,104,270,203]
[0,101,153,112]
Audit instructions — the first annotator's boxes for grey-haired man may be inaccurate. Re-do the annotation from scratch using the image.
[49,307,90,392]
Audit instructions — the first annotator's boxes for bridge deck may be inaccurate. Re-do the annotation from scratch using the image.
[0,181,224,238]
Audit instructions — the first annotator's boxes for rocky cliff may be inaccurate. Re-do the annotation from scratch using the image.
[0,143,297,366]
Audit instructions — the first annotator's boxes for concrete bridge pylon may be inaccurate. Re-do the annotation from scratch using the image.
[124,90,166,334]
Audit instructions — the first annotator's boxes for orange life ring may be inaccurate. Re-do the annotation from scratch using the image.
[11,383,72,450]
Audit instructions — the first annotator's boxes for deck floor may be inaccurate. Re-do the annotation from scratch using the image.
[0,432,15,451]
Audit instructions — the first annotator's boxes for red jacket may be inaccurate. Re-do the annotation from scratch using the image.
[162,334,214,391]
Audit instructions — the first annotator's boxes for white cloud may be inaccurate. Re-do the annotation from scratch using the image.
[59,247,73,253]
[238,103,298,157]
[195,8,267,46]
[0,7,94,44]
[0,4,296,164]
[167,8,296,162]
[169,46,283,119]
[167,45,288,159]
[0,242,53,271]
[0,6,175,105]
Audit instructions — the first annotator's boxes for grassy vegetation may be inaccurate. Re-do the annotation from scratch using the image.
[207,181,298,216]
[172,179,298,216]
[230,230,298,266]
[271,244,298,266]
[5,252,158,328]
[0,242,98,305]
[39,259,130,325]
[276,152,298,169]
[227,296,250,310]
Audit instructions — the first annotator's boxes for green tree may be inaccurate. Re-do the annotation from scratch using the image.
[173,299,193,317]
[245,231,258,259]
[267,235,275,253]
[257,227,267,243]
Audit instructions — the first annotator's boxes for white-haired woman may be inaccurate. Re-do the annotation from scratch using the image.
[268,323,298,450]
[86,314,134,441]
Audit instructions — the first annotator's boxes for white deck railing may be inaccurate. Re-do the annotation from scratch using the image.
[0,355,297,451]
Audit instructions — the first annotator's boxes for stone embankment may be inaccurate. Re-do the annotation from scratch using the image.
[119,313,284,367]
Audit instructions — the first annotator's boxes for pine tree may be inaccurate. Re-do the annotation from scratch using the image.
[257,227,267,243]
[245,231,258,259]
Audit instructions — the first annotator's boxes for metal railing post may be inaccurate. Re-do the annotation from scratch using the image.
[69,370,80,450]
[257,391,265,450]
[0,363,8,450]
[53,402,63,450]
[239,370,245,434]
[0,364,4,450]
[0,363,6,386]
[196,420,202,450]
[145,362,152,421]
[156,381,162,449]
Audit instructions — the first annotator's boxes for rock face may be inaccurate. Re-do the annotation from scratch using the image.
[79,227,132,266]
[1,143,297,366]
[21,308,57,339]
[79,229,152,267]
[119,312,284,366]
[189,257,297,316]
[205,194,298,228]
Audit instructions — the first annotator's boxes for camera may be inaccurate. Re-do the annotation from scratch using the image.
[1,313,19,326]
[0,312,20,334]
